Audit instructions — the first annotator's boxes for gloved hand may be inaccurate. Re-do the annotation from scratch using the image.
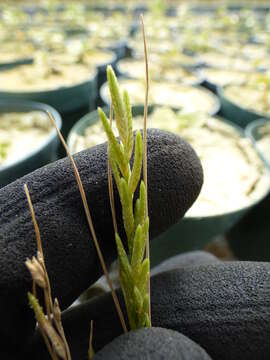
[0,129,203,358]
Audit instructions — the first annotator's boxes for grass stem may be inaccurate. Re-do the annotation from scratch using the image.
[47,112,128,334]
[140,13,151,324]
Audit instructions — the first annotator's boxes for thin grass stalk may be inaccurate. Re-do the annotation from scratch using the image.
[140,14,151,323]
[24,184,59,360]
[32,281,58,360]
[39,324,58,360]
[47,112,128,334]
[53,299,72,360]
[24,184,44,257]
[33,280,37,298]
[24,184,53,328]
[88,320,95,359]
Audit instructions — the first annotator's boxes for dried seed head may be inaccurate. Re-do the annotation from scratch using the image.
[43,320,66,359]
[53,298,61,323]
[28,293,66,359]
[25,256,46,288]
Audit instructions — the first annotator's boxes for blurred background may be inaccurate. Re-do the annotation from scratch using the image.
[0,0,270,265]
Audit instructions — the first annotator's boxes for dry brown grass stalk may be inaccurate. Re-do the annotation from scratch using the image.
[24,184,71,360]
[47,111,128,333]
[140,13,151,323]
[88,320,95,359]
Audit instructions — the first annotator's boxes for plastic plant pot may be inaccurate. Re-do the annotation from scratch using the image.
[95,50,118,89]
[245,118,270,170]
[0,57,34,71]
[190,5,218,13]
[106,40,132,61]
[0,100,62,188]
[150,118,270,266]
[115,58,203,87]
[100,81,220,116]
[199,68,253,95]
[217,85,269,128]
[226,121,270,262]
[0,67,98,138]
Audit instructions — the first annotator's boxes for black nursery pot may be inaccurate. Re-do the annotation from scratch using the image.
[227,118,270,261]
[217,85,268,128]
[0,100,62,188]
[0,57,34,71]
[95,51,118,91]
[106,40,132,61]
[246,118,270,170]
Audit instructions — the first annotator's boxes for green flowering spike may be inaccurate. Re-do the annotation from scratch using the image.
[143,217,149,239]
[107,66,128,146]
[133,285,143,313]
[129,130,143,194]
[123,89,133,160]
[28,293,66,359]
[137,258,150,293]
[119,178,134,252]
[142,294,151,328]
[131,225,145,270]
[108,149,121,192]
[134,181,147,228]
[28,292,46,324]
[138,312,148,329]
[98,108,127,173]
[134,197,141,226]
[115,233,133,282]
[145,314,151,328]
[143,293,150,315]
[101,68,151,330]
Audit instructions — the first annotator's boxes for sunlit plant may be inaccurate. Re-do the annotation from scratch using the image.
[98,65,151,329]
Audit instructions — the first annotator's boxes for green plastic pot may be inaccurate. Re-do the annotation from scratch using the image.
[151,120,270,265]
[0,100,62,188]
[0,67,98,138]
[245,118,270,170]
[68,106,269,265]
[217,85,269,128]
[95,50,118,89]
[196,68,218,94]
[227,121,270,262]
[107,40,132,61]
[0,57,33,70]
[100,82,220,116]
[115,59,203,87]
[199,67,247,95]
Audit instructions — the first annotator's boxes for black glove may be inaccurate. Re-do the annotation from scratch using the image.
[29,261,270,360]
[0,129,203,357]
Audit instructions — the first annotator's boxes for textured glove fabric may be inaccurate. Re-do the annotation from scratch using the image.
[94,327,212,360]
[0,129,203,354]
